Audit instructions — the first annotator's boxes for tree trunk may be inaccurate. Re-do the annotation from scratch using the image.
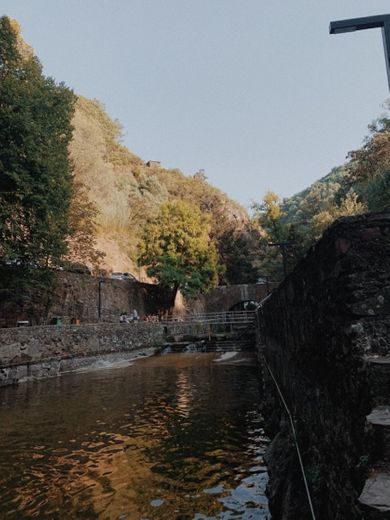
[168,282,179,316]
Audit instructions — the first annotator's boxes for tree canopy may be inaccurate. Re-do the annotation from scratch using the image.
[251,105,390,280]
[0,16,75,267]
[138,200,219,303]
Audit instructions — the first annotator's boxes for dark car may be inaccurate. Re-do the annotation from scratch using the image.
[63,263,92,275]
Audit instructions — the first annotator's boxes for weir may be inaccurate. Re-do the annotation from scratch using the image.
[256,212,390,520]
[162,310,257,352]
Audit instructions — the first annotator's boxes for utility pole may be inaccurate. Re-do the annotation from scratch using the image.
[330,14,390,91]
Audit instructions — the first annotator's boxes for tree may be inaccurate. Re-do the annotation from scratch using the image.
[365,170,390,210]
[251,192,289,279]
[65,182,105,270]
[253,191,315,279]
[311,191,365,239]
[217,228,259,284]
[347,109,390,188]
[0,16,75,267]
[138,200,219,308]
[252,191,285,240]
[345,107,390,211]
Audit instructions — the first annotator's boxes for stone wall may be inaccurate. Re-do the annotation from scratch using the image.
[0,271,170,327]
[0,270,273,328]
[189,283,274,313]
[0,322,165,386]
[258,213,390,520]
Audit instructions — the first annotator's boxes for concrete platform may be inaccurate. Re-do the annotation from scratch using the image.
[366,356,390,366]
[359,471,390,512]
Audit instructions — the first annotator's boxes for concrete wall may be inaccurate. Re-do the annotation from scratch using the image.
[258,213,390,520]
[0,322,165,386]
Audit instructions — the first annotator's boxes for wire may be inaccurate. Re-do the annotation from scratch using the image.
[262,355,317,520]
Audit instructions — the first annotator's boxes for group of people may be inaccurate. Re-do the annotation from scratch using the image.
[119,311,166,323]
[119,309,139,323]
[142,314,161,322]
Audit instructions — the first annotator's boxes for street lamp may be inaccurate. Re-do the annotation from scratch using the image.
[98,279,105,321]
[329,14,390,91]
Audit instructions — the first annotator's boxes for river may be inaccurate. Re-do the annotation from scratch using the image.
[0,351,270,519]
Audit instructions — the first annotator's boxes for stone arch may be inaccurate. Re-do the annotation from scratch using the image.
[229,300,258,311]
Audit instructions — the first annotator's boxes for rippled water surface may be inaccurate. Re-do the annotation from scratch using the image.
[0,352,270,519]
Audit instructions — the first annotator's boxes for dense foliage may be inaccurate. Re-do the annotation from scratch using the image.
[253,104,390,279]
[0,16,75,267]
[138,200,219,304]
[2,16,389,296]
[0,16,79,320]
[70,96,260,282]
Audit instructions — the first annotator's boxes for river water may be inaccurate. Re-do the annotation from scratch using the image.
[0,352,270,519]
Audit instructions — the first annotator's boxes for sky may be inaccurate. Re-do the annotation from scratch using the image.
[1,1,390,208]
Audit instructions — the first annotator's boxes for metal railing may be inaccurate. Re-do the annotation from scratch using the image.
[163,310,256,326]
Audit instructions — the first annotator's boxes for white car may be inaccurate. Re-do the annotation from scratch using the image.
[110,272,137,281]
[110,272,124,280]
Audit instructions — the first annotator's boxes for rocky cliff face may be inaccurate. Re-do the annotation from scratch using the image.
[257,213,390,519]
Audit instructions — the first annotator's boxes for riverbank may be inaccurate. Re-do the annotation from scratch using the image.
[0,322,165,387]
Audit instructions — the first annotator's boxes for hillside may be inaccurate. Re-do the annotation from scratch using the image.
[70,96,260,282]
[252,105,390,279]
[282,107,390,233]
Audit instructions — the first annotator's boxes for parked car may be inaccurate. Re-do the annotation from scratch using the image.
[110,272,137,281]
[4,259,42,269]
[110,272,123,280]
[123,272,137,281]
[63,263,92,275]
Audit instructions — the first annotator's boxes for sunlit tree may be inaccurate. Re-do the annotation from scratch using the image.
[138,200,219,308]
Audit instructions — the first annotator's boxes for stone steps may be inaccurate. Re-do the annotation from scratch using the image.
[359,357,390,515]
[359,469,390,513]
[367,406,390,427]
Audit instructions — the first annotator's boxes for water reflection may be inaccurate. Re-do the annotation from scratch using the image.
[0,352,270,519]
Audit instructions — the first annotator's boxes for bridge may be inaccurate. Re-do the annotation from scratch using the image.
[187,282,277,314]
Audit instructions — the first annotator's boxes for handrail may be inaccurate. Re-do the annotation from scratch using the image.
[163,310,256,324]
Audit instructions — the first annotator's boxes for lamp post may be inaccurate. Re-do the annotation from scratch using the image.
[98,279,105,321]
[329,14,390,91]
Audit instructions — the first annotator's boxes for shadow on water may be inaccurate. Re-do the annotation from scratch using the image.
[0,352,270,519]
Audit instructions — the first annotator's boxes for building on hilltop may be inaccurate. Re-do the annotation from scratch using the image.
[146,160,161,168]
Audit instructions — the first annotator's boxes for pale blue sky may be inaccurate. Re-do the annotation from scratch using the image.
[2,1,390,207]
